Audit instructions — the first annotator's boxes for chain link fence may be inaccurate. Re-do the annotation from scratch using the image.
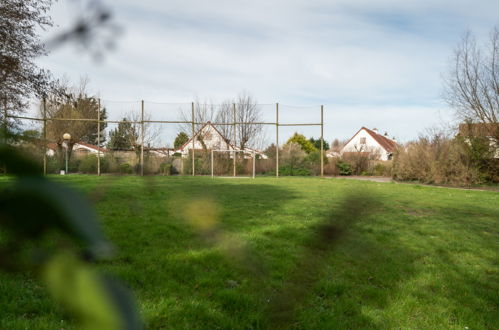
[5,100,325,177]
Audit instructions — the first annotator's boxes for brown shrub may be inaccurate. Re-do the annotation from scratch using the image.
[392,133,484,186]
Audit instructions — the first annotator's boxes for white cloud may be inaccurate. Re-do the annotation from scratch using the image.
[33,0,499,145]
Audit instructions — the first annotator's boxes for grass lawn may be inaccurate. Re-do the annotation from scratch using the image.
[1,176,498,329]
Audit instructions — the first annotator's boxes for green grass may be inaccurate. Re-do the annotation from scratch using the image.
[1,176,498,329]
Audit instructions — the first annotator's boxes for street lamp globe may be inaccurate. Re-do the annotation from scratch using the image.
[63,133,71,140]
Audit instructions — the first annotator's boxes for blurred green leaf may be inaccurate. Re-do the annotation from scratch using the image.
[0,145,41,177]
[0,177,112,258]
[43,253,141,330]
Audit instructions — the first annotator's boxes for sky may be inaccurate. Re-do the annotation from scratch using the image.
[34,0,499,146]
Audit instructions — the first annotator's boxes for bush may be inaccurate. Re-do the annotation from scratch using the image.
[391,132,491,186]
[337,161,352,176]
[78,154,98,174]
[159,163,172,176]
[342,152,370,175]
[373,162,392,176]
[323,157,340,176]
[119,163,133,174]
[278,165,311,176]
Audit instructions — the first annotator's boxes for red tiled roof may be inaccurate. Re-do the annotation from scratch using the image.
[362,127,398,153]
[342,127,398,153]
[47,142,107,153]
[74,142,107,153]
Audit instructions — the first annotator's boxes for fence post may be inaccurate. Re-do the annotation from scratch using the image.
[233,103,236,177]
[253,151,256,179]
[97,98,101,176]
[191,102,195,176]
[2,99,7,173]
[276,102,279,178]
[43,98,47,175]
[141,100,144,176]
[2,99,6,138]
[321,105,324,178]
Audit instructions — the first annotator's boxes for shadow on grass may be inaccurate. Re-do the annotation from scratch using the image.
[263,188,386,328]
[87,177,497,328]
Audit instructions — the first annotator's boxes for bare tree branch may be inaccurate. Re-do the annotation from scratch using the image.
[444,27,499,132]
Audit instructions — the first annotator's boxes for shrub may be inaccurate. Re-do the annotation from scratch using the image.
[78,154,98,174]
[323,157,340,176]
[342,152,370,175]
[279,165,311,176]
[159,163,172,176]
[373,162,392,176]
[119,163,133,174]
[280,142,307,176]
[392,132,487,186]
[337,161,352,176]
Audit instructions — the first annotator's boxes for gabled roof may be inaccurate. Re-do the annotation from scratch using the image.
[362,127,397,153]
[343,127,398,153]
[74,142,107,153]
[176,122,237,151]
[47,142,107,153]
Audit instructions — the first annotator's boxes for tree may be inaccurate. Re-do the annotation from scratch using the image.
[173,132,189,149]
[44,80,104,157]
[234,92,263,150]
[107,118,138,150]
[286,133,317,153]
[444,26,499,139]
[44,80,97,165]
[178,93,264,150]
[81,106,108,146]
[214,100,233,144]
[1,0,54,126]
[309,137,330,151]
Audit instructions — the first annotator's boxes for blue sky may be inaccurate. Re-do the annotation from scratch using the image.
[35,0,499,146]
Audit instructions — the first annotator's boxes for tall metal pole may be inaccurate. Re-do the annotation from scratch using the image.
[233,103,236,177]
[211,150,214,178]
[2,99,6,174]
[140,100,144,176]
[65,146,68,174]
[191,102,195,176]
[97,99,101,176]
[253,152,256,179]
[276,103,279,178]
[3,99,7,139]
[320,105,324,178]
[42,98,47,175]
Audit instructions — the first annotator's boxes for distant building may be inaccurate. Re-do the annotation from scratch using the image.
[174,122,267,159]
[339,127,398,161]
[47,142,107,157]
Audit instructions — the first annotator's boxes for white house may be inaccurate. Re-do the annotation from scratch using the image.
[174,122,267,159]
[340,127,398,161]
[46,142,107,157]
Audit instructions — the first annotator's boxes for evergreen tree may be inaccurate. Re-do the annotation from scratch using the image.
[107,118,138,150]
[309,137,330,150]
[173,132,189,149]
[286,133,316,153]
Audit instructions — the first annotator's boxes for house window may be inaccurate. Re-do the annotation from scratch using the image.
[360,137,366,144]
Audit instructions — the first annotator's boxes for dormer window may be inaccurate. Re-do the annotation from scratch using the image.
[360,137,366,144]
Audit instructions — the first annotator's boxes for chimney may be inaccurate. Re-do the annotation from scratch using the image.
[372,128,379,134]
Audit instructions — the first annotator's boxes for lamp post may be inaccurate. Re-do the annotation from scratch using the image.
[63,133,71,174]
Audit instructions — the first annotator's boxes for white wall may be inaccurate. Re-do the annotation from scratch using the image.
[341,129,391,161]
